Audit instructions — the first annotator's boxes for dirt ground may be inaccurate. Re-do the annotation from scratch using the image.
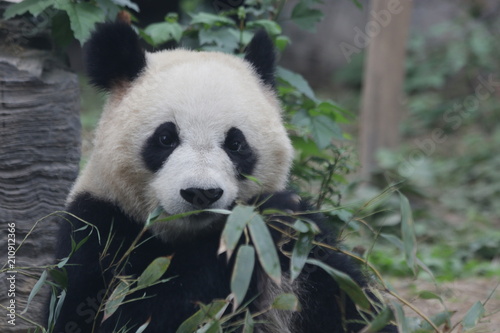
[390,278,500,332]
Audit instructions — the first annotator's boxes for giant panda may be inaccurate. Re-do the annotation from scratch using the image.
[51,22,395,333]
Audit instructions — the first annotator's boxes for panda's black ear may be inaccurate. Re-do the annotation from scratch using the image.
[244,30,276,88]
[85,22,146,91]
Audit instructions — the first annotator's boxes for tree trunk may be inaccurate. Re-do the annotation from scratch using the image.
[0,19,81,331]
[359,0,413,179]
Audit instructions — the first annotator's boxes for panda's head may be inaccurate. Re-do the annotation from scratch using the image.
[71,22,293,241]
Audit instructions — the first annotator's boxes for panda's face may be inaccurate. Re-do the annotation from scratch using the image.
[73,48,293,241]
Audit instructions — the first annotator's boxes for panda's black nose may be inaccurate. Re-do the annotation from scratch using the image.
[180,188,224,208]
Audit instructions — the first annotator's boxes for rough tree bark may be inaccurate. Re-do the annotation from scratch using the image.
[0,15,81,332]
[359,0,413,179]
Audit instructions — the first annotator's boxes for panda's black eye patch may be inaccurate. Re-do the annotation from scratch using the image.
[223,127,257,179]
[142,122,179,172]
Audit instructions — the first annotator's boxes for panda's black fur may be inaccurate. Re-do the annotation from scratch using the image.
[50,22,396,333]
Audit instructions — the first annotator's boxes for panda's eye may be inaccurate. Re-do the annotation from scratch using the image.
[227,140,242,152]
[158,134,177,148]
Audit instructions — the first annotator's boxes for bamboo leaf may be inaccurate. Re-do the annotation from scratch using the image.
[399,193,418,274]
[242,309,255,333]
[137,256,171,289]
[420,311,454,331]
[221,205,253,258]
[306,258,370,309]
[197,320,222,333]
[135,317,151,333]
[248,214,281,284]
[176,300,227,333]
[390,300,410,333]
[21,270,47,315]
[290,229,314,281]
[103,280,129,322]
[231,245,255,309]
[359,182,403,213]
[363,306,394,333]
[462,301,485,330]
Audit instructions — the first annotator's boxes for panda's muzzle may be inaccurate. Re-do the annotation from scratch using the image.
[180,188,224,209]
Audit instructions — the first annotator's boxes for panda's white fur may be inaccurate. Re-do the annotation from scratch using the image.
[70,49,293,241]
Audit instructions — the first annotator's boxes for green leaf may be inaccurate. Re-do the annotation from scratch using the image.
[144,21,183,46]
[176,300,227,333]
[359,182,402,212]
[277,67,316,100]
[390,300,410,333]
[103,280,130,322]
[310,114,343,149]
[73,233,92,253]
[198,320,222,333]
[135,317,151,333]
[51,11,74,48]
[291,2,324,32]
[274,35,291,52]
[231,245,255,309]
[291,136,328,159]
[95,0,120,20]
[306,258,371,309]
[246,20,282,36]
[399,193,418,275]
[462,301,485,330]
[3,0,52,19]
[352,0,363,9]
[271,293,301,311]
[380,233,436,280]
[50,289,66,328]
[49,267,68,289]
[418,290,441,300]
[242,310,255,333]
[364,306,394,332]
[221,205,254,258]
[189,12,235,28]
[137,256,171,289]
[53,2,105,44]
[420,311,454,331]
[248,214,281,284]
[21,270,47,315]
[111,0,139,12]
[290,229,314,281]
[146,206,164,228]
[199,29,239,53]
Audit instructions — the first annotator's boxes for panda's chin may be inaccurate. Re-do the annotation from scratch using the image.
[149,209,225,243]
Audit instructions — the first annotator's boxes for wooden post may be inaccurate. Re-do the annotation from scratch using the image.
[359,0,412,179]
[0,15,81,331]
